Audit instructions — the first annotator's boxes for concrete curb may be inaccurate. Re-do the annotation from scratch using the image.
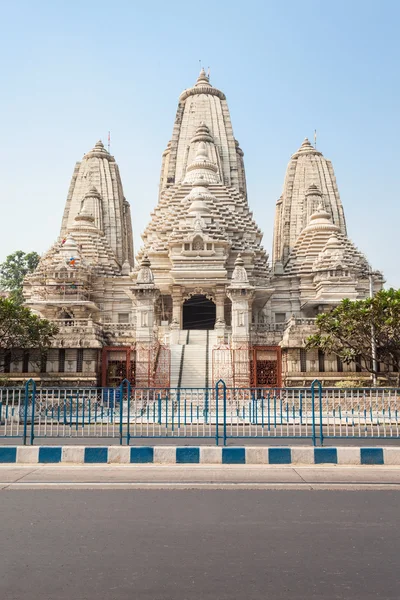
[0,446,399,465]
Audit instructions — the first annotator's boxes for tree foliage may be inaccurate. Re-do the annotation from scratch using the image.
[306,289,400,384]
[0,297,58,368]
[0,250,40,304]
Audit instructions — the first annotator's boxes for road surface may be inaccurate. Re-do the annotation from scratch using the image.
[0,465,399,599]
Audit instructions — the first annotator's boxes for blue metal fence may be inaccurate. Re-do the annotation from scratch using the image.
[0,379,399,445]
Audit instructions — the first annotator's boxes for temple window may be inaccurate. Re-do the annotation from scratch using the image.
[40,352,47,373]
[184,243,190,251]
[4,351,11,373]
[58,349,66,373]
[118,313,130,324]
[76,349,84,373]
[275,313,286,324]
[22,351,29,373]
[300,349,307,372]
[318,350,325,372]
[206,243,213,250]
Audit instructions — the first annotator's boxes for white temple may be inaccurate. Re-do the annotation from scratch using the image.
[5,69,384,387]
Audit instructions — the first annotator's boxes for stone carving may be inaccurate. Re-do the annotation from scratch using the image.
[182,288,215,303]
[192,236,204,251]
[231,254,249,284]
[136,255,154,285]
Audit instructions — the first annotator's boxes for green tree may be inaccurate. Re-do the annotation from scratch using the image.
[306,289,400,385]
[0,250,40,304]
[0,297,58,370]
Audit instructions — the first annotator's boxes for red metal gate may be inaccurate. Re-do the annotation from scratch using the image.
[102,343,170,388]
[213,344,281,388]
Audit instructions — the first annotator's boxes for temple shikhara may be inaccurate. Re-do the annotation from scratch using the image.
[10,70,382,387]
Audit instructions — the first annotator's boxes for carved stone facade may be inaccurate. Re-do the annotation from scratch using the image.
[1,69,383,387]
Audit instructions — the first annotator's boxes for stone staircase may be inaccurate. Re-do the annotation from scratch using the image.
[170,329,218,389]
[170,344,184,388]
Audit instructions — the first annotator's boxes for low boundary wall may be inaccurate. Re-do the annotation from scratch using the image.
[1,446,400,465]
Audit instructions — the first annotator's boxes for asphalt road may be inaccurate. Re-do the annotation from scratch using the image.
[0,486,399,600]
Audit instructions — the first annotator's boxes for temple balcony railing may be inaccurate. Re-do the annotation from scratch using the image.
[33,292,91,300]
[103,323,135,332]
[290,317,317,327]
[250,323,286,333]
[102,323,136,340]
[52,318,103,336]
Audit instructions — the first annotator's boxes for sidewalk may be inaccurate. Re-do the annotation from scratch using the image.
[1,464,400,490]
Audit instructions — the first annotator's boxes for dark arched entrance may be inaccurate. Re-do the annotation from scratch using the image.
[182,294,216,330]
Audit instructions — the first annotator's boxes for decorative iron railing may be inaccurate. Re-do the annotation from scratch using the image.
[0,380,399,446]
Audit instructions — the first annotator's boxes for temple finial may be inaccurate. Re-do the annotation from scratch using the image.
[196,67,210,87]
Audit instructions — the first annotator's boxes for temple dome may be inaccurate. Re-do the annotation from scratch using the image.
[291,138,322,158]
[183,141,219,185]
[188,197,211,215]
[303,204,340,233]
[84,140,115,162]
[195,68,212,88]
[190,122,214,143]
[180,68,225,101]
[284,208,368,276]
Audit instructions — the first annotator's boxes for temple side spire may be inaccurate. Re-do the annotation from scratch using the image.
[60,140,134,266]
[272,138,347,267]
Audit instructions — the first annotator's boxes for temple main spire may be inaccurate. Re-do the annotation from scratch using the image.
[142,70,270,295]
[159,69,247,197]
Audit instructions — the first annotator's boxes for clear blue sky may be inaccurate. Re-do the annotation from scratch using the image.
[1,0,399,286]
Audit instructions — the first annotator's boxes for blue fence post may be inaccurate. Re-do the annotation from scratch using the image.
[311,379,323,446]
[119,382,124,445]
[223,382,227,446]
[119,379,131,446]
[23,379,34,445]
[215,379,226,446]
[26,379,37,446]
[204,388,209,424]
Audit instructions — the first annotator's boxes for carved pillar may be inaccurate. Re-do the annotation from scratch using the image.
[131,256,160,386]
[171,285,182,328]
[134,289,158,342]
[215,285,226,323]
[226,255,254,387]
[227,288,254,344]
[227,254,254,345]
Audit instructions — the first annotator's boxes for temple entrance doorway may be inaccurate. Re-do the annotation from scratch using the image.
[182,294,216,330]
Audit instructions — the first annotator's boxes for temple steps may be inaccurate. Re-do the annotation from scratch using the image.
[170,344,184,388]
[180,344,207,388]
[171,329,218,388]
